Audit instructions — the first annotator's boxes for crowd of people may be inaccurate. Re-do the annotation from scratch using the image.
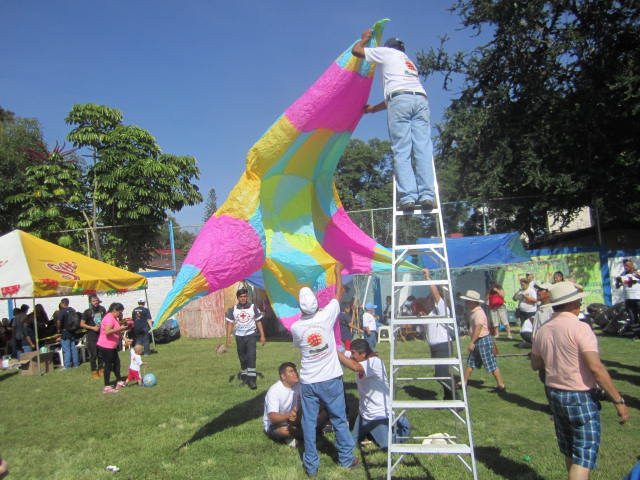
[1,295,155,394]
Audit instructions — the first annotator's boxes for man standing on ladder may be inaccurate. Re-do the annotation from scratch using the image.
[352,29,436,212]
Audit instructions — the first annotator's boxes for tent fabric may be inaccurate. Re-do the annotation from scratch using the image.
[419,233,531,270]
[0,230,147,299]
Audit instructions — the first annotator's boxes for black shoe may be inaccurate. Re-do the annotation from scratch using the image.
[247,378,257,390]
[420,199,437,210]
[398,201,415,211]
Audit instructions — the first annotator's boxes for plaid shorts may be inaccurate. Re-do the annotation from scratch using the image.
[547,388,601,470]
[466,335,497,372]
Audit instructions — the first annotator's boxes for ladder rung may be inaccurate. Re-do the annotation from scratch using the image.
[394,207,442,216]
[395,243,445,251]
[393,358,459,367]
[393,399,466,409]
[394,279,449,287]
[389,443,471,455]
[391,317,455,325]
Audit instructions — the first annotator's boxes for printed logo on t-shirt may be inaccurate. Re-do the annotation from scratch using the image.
[306,332,329,355]
[93,313,102,327]
[405,60,417,72]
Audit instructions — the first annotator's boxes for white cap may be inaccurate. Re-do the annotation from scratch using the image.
[137,298,145,304]
[298,287,318,315]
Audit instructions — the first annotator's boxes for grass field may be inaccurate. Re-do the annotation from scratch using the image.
[0,330,638,480]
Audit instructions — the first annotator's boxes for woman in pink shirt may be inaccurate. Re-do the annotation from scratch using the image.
[97,303,129,394]
[459,290,506,392]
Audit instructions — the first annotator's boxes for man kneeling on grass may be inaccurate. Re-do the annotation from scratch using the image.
[263,362,301,448]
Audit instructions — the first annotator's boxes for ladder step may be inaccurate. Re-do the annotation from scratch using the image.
[389,443,471,455]
[394,279,449,287]
[393,358,459,367]
[393,400,467,409]
[391,316,455,325]
[395,243,445,251]
[395,207,442,216]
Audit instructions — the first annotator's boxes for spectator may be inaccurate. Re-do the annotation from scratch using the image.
[553,271,584,291]
[131,298,153,355]
[532,283,554,340]
[513,278,537,324]
[460,290,506,392]
[531,281,629,479]
[362,303,378,352]
[487,281,511,339]
[81,295,107,379]
[338,302,362,351]
[263,362,301,447]
[97,302,129,394]
[55,299,79,369]
[21,316,36,353]
[10,305,29,358]
[615,259,640,338]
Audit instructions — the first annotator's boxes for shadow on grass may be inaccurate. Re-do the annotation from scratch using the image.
[466,379,486,389]
[359,451,435,480]
[0,371,19,382]
[606,369,640,385]
[497,390,550,414]
[402,385,438,400]
[622,393,640,411]
[476,446,545,479]
[602,358,640,373]
[177,392,265,449]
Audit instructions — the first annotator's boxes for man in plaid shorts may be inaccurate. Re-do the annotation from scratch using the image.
[531,281,629,480]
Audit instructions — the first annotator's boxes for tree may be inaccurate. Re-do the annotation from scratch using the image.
[419,0,640,241]
[66,103,203,271]
[203,187,217,222]
[0,107,45,234]
[335,138,393,211]
[6,141,87,249]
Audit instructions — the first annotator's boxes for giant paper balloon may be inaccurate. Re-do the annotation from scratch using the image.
[154,19,417,330]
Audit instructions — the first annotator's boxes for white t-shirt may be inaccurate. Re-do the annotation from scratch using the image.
[425,298,450,346]
[362,312,377,332]
[262,380,300,431]
[532,304,553,339]
[363,46,426,99]
[129,350,143,372]
[291,299,343,384]
[225,303,263,336]
[356,356,390,421]
[620,272,640,300]
[518,286,538,313]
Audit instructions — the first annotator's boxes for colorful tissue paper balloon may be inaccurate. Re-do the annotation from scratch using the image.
[154,19,417,331]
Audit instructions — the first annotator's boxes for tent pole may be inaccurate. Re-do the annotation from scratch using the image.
[32,297,42,376]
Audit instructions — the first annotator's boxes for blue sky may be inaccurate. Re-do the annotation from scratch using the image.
[2,0,486,227]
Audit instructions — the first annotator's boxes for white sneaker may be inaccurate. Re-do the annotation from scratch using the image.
[287,438,297,448]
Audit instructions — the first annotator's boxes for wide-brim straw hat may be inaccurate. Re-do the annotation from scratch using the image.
[548,281,588,307]
[459,290,485,303]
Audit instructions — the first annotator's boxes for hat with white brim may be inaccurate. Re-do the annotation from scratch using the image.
[459,290,484,303]
[548,281,588,307]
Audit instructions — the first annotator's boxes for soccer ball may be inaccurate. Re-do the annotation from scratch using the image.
[143,373,157,387]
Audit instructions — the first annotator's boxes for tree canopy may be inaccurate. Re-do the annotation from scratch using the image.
[419,0,640,240]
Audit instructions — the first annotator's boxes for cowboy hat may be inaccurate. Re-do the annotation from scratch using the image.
[548,281,588,307]
[459,290,485,303]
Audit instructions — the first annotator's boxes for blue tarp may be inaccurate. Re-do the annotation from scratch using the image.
[419,232,531,269]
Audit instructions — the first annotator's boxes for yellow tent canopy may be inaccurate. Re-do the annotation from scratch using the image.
[0,230,147,299]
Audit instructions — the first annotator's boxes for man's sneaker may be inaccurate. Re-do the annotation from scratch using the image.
[91,370,100,380]
[286,438,297,448]
[98,369,104,377]
[247,377,257,390]
[420,199,437,211]
[398,201,415,211]
[102,386,119,394]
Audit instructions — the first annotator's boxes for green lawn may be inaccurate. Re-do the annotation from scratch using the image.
[0,331,638,479]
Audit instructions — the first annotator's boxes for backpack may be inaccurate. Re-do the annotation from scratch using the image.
[63,308,81,332]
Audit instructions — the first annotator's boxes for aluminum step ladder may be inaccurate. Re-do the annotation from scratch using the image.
[387,173,478,479]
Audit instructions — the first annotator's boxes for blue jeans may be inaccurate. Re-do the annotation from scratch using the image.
[352,414,389,449]
[386,94,435,205]
[134,330,151,355]
[365,331,377,352]
[61,333,79,368]
[22,345,34,353]
[300,377,355,474]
